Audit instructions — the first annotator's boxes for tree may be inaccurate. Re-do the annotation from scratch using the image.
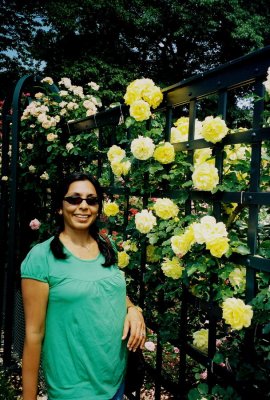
[1,0,270,102]
[0,0,46,97]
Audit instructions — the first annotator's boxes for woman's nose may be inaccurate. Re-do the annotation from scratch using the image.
[79,199,89,209]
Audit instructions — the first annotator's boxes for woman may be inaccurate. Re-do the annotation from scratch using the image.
[21,172,146,400]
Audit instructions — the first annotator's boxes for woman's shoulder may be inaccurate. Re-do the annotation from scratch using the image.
[23,236,54,261]
[21,237,54,281]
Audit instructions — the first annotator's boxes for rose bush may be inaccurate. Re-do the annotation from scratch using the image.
[2,72,269,399]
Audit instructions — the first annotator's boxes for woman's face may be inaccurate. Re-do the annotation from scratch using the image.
[60,180,100,232]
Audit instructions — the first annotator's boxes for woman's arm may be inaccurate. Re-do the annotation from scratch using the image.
[122,296,146,351]
[21,279,49,400]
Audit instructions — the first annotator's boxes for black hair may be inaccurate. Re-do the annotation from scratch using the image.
[50,172,116,267]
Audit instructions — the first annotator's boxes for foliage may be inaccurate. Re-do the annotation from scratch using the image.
[188,383,241,400]
[1,64,270,398]
[2,0,270,100]
[0,370,17,400]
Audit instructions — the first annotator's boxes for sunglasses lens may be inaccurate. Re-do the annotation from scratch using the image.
[64,196,82,205]
[86,198,99,205]
[64,197,99,205]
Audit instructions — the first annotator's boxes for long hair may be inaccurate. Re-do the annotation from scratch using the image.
[50,172,116,267]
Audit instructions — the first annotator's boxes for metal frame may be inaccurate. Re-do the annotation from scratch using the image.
[0,75,59,366]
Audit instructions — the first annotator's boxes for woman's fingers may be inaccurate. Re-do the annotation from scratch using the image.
[123,307,146,351]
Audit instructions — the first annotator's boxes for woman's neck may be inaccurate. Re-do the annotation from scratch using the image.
[59,230,99,260]
[60,229,93,247]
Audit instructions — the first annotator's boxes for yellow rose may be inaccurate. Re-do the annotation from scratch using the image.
[235,171,248,182]
[146,245,160,262]
[129,99,151,121]
[142,85,163,109]
[41,76,54,85]
[171,117,203,142]
[192,329,208,352]
[124,86,142,105]
[206,236,230,257]
[222,297,253,330]
[131,136,155,160]
[153,198,179,220]
[124,78,155,105]
[229,267,246,288]
[225,144,247,163]
[103,201,119,217]
[153,142,175,164]
[171,117,189,142]
[107,145,126,162]
[170,127,184,144]
[111,160,131,176]
[201,116,229,143]
[122,240,138,252]
[192,162,219,191]
[118,251,130,268]
[193,148,213,165]
[47,133,58,142]
[171,229,194,256]
[222,203,237,215]
[35,92,44,99]
[121,160,131,175]
[161,257,184,279]
[135,209,157,233]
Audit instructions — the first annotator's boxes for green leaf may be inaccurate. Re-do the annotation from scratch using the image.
[149,164,164,174]
[232,245,250,255]
[125,116,135,128]
[188,388,200,400]
[198,383,209,394]
[182,180,192,187]
[262,323,270,335]
[213,352,224,364]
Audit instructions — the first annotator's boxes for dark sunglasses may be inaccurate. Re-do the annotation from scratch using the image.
[64,196,99,206]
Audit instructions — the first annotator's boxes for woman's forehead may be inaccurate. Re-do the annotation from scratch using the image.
[66,180,97,195]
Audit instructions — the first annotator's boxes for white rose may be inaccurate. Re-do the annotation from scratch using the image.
[40,171,49,180]
[88,81,100,91]
[135,209,157,233]
[66,143,74,152]
[131,136,155,160]
[29,165,36,173]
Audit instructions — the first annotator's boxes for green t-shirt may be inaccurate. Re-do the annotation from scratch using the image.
[21,237,128,400]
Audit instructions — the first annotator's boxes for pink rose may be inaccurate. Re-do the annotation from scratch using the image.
[145,341,156,352]
[200,370,207,380]
[29,218,41,230]
[216,339,222,347]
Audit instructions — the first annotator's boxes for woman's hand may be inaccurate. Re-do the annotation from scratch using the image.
[122,307,146,351]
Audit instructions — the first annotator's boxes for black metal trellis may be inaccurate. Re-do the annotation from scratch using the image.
[67,45,270,399]
[0,46,270,399]
[0,75,60,366]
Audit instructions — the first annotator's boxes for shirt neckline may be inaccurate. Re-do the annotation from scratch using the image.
[60,241,102,262]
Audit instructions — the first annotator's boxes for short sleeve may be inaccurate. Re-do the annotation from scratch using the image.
[21,243,49,283]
